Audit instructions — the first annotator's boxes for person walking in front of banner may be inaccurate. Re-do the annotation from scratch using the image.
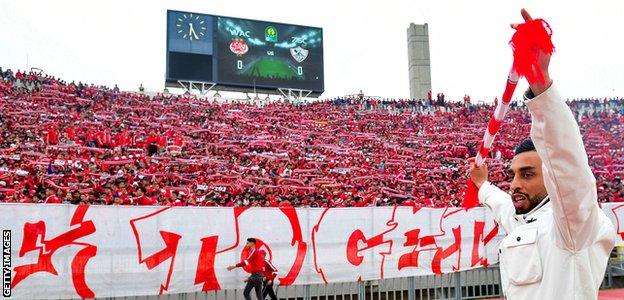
[467,9,616,300]
[227,238,265,300]
[262,252,278,300]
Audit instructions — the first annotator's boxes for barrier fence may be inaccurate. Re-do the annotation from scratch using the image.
[63,260,623,300]
[3,204,623,299]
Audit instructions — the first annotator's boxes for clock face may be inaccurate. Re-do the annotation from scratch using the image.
[175,13,207,41]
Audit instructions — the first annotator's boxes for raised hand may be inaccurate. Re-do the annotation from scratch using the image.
[511,8,553,95]
[467,157,489,189]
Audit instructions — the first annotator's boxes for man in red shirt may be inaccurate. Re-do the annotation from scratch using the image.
[133,187,155,206]
[227,238,264,300]
[262,252,278,300]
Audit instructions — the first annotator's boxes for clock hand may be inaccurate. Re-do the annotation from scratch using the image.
[188,23,199,40]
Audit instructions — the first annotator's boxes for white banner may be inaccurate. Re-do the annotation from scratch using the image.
[1,203,623,299]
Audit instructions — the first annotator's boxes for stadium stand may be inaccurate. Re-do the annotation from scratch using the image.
[0,68,622,207]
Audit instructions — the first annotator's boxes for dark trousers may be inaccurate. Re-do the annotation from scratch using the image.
[263,279,278,300]
[243,273,264,300]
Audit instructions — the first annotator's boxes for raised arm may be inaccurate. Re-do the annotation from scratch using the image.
[517,8,603,251]
[526,84,601,251]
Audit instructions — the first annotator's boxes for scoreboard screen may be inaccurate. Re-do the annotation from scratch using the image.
[166,10,324,95]
[215,16,324,92]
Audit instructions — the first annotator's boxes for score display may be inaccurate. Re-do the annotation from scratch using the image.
[215,16,324,92]
[166,10,324,95]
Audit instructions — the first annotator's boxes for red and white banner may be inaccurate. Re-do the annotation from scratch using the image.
[1,203,623,299]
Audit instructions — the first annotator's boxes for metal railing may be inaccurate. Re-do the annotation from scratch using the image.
[91,266,502,300]
[62,259,622,300]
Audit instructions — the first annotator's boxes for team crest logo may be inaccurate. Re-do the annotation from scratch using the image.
[290,46,309,63]
[229,38,249,56]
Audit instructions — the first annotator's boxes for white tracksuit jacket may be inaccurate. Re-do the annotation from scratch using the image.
[478,84,616,299]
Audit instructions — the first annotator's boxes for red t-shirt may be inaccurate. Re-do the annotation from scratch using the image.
[45,129,59,144]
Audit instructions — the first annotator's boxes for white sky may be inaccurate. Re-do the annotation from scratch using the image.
[0,0,622,101]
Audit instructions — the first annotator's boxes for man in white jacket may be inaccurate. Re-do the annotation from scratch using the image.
[468,9,616,300]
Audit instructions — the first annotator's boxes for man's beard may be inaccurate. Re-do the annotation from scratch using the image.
[512,191,547,215]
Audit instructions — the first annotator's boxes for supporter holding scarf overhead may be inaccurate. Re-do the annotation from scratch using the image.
[467,9,616,300]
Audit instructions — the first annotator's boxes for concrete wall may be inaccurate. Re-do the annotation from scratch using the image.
[407,23,432,100]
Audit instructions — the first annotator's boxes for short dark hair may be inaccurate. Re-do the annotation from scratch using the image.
[515,138,536,155]
[247,238,257,244]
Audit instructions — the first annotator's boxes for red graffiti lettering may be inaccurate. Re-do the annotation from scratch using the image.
[316,206,401,282]
[346,229,388,266]
[277,205,307,286]
[471,221,499,268]
[398,228,427,269]
[12,205,97,298]
[195,236,220,291]
[311,208,331,283]
[431,226,462,274]
[194,207,248,292]
[130,207,181,295]
[399,208,464,274]
[398,226,462,274]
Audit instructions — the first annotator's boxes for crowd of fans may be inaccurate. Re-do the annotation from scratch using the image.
[1,67,623,207]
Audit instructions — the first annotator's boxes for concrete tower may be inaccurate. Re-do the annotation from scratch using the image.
[407,23,432,100]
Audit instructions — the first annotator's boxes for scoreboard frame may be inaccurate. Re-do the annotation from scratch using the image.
[165,10,325,96]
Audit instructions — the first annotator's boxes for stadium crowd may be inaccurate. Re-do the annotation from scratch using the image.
[1,68,623,207]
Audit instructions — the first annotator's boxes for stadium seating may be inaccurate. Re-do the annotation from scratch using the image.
[1,69,622,207]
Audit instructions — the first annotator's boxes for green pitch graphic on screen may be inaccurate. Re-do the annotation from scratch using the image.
[240,58,303,80]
